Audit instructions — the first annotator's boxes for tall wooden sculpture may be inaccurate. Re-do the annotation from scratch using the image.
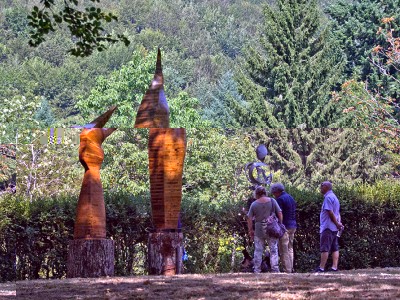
[67,106,117,278]
[134,49,169,128]
[135,49,187,275]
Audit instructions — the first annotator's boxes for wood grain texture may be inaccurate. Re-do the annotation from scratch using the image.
[67,239,114,278]
[74,107,116,240]
[148,232,183,275]
[134,49,170,128]
[148,128,186,230]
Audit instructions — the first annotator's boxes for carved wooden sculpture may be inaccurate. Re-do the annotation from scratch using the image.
[148,128,186,230]
[134,49,187,275]
[67,106,117,278]
[74,127,116,238]
[134,49,169,128]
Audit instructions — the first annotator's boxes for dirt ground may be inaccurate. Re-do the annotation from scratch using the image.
[4,268,400,300]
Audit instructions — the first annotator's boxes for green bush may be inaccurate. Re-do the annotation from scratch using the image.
[1,192,151,281]
[1,180,399,281]
[105,192,152,275]
[288,181,400,271]
[0,194,27,282]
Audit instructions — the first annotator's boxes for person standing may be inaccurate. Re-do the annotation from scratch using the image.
[315,181,343,272]
[270,183,297,273]
[247,186,283,273]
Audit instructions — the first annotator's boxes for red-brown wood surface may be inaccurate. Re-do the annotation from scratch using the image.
[148,128,186,230]
[73,107,116,240]
[148,232,183,275]
[134,49,169,128]
[74,128,116,239]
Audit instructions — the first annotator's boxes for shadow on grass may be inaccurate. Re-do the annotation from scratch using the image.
[13,268,400,300]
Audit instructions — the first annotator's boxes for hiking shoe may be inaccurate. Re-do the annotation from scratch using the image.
[314,267,325,273]
[328,268,338,272]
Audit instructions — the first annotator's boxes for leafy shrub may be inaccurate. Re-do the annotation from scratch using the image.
[1,191,151,281]
[1,180,399,281]
[288,181,400,271]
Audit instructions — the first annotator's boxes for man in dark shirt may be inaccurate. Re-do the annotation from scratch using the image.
[270,182,297,273]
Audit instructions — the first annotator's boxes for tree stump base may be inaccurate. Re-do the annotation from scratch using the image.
[67,239,114,278]
[148,232,183,275]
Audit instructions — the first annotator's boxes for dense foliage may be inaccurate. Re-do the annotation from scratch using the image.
[255,128,395,188]
[1,0,399,135]
[2,181,399,280]
[326,0,400,82]
[236,0,345,127]
[1,0,400,282]
[0,145,16,191]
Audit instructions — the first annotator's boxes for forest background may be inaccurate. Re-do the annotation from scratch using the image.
[0,0,399,281]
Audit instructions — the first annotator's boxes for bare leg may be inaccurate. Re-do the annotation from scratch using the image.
[319,252,329,270]
[332,251,339,269]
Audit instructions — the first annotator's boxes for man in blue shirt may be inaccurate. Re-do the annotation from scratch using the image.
[271,182,297,273]
[315,181,343,272]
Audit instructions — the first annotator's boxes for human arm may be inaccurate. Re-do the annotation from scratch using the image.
[273,199,283,223]
[247,215,254,241]
[277,211,283,223]
[327,210,343,230]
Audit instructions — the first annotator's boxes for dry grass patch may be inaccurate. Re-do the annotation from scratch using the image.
[7,268,400,299]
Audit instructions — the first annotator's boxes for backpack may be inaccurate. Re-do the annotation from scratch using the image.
[261,200,286,239]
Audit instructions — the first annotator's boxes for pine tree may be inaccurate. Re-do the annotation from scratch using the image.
[34,98,56,127]
[236,0,345,128]
[326,0,400,81]
[202,71,249,127]
[253,128,393,188]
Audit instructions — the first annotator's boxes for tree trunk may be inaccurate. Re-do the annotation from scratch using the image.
[148,232,183,275]
[67,239,114,278]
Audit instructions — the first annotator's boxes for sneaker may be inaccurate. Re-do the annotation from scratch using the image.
[314,267,325,273]
[328,268,338,272]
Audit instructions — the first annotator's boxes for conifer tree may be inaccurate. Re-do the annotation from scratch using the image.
[34,98,56,127]
[253,128,392,188]
[202,71,249,127]
[326,0,400,81]
[236,0,345,128]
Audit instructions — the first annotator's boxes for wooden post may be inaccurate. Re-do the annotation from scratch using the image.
[148,231,183,275]
[148,128,186,230]
[67,239,114,278]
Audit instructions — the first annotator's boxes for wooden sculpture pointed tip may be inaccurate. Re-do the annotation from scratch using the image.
[156,48,162,75]
[86,105,118,128]
[134,49,169,128]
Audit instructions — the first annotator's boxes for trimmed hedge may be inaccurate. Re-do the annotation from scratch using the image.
[0,193,152,281]
[1,180,399,281]
[288,181,400,271]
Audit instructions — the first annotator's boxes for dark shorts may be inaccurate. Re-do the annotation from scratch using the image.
[320,229,339,253]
